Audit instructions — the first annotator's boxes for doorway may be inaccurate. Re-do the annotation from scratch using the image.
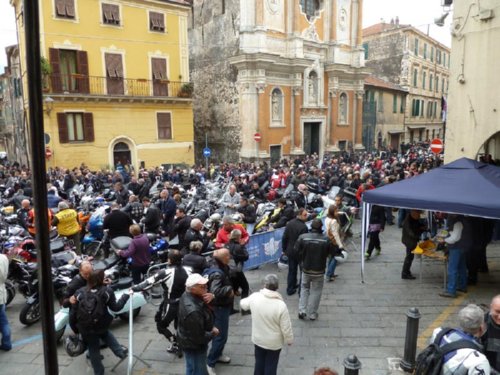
[303,122,320,155]
[270,145,281,165]
[113,142,131,167]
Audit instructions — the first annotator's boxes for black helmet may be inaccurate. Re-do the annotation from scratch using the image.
[65,334,87,357]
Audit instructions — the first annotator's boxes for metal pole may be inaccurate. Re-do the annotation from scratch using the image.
[205,133,208,174]
[128,293,133,375]
[23,0,58,373]
[343,354,361,375]
[400,307,421,373]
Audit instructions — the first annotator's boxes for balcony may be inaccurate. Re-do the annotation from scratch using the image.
[45,74,193,101]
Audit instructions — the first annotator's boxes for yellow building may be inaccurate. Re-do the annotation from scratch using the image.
[11,0,194,170]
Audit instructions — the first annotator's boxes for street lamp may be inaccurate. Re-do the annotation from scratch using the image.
[43,96,54,116]
[434,12,449,27]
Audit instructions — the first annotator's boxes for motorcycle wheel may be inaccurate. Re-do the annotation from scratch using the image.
[6,280,15,306]
[83,241,104,260]
[19,302,41,325]
[55,326,66,343]
[118,307,141,322]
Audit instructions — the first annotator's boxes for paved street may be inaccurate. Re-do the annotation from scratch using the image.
[1,221,499,374]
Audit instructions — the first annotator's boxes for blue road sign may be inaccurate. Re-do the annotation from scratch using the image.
[203,147,211,158]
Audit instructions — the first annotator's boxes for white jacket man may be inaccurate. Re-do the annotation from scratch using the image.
[430,304,490,375]
[240,274,293,375]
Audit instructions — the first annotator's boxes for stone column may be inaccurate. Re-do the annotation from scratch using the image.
[354,91,364,149]
[328,89,337,148]
[238,82,259,159]
[357,0,363,46]
[293,87,302,152]
[255,0,264,26]
[256,83,266,157]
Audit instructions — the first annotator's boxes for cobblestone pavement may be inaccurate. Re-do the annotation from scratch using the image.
[1,221,499,374]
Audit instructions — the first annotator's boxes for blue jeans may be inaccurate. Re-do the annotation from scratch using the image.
[184,347,209,375]
[446,247,467,295]
[0,304,11,350]
[325,256,337,278]
[207,305,230,368]
[254,345,281,375]
[82,331,125,375]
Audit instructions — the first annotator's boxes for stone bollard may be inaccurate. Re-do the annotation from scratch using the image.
[343,354,361,375]
[400,307,421,373]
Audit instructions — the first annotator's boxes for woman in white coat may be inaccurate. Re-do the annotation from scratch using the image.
[240,274,293,375]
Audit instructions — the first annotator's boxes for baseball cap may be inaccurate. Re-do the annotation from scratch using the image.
[185,273,209,288]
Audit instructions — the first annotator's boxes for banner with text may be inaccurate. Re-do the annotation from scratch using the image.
[243,227,285,270]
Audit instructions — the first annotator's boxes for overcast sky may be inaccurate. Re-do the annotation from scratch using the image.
[0,0,452,73]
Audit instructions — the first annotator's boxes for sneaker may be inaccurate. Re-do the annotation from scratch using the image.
[439,292,457,298]
[364,252,371,260]
[217,355,231,364]
[298,312,306,320]
[207,365,217,375]
[402,274,416,280]
[166,343,179,354]
[375,248,381,256]
[0,345,12,351]
[309,313,318,321]
[117,346,128,359]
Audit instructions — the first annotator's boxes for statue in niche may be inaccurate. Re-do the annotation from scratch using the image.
[272,89,282,121]
[339,93,347,123]
[308,73,317,104]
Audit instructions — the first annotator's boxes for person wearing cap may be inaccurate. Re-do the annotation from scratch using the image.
[53,201,80,254]
[177,273,219,375]
[295,219,336,321]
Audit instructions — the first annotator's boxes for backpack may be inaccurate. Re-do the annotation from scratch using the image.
[414,327,481,375]
[77,287,108,331]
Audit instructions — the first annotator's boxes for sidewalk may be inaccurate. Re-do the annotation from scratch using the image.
[1,222,499,374]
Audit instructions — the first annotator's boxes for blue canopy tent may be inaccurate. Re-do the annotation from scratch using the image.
[359,157,500,282]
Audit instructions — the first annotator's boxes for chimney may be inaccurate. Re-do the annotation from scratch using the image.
[395,16,400,26]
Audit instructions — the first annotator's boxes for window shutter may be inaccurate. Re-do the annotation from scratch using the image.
[49,48,62,93]
[65,0,75,18]
[76,50,89,94]
[55,0,66,16]
[111,5,120,23]
[152,58,166,80]
[105,53,117,78]
[102,4,113,23]
[157,113,172,139]
[57,113,69,143]
[83,113,94,142]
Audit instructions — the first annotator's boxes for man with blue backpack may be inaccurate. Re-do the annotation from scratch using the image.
[415,304,490,374]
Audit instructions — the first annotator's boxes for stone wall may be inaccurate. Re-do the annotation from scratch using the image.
[189,0,242,164]
[365,31,405,86]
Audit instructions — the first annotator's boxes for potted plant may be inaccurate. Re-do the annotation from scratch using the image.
[178,82,193,98]
[41,57,52,91]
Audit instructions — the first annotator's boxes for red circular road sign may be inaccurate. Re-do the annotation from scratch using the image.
[45,148,53,158]
[430,138,444,154]
[254,133,262,142]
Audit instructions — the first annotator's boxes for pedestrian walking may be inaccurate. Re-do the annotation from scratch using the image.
[324,205,345,282]
[364,205,385,260]
[240,274,293,375]
[296,219,335,321]
[0,253,12,351]
[282,208,309,296]
[401,210,426,280]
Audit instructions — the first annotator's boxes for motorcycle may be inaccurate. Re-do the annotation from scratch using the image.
[54,275,149,343]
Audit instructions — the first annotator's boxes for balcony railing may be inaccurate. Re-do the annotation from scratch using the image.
[46,74,193,99]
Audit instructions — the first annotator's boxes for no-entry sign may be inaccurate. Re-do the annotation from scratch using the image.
[430,138,444,154]
[254,133,262,142]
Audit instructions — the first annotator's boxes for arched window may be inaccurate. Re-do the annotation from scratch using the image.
[308,71,318,105]
[339,92,348,124]
[271,88,283,123]
[300,0,322,21]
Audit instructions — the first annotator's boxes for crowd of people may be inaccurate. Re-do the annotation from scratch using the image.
[0,145,499,374]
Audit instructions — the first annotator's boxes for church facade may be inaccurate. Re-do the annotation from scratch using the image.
[189,0,367,163]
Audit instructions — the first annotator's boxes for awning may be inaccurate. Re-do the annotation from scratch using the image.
[406,125,426,130]
[387,130,404,134]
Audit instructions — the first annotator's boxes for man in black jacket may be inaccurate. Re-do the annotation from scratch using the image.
[401,210,426,280]
[74,270,129,375]
[171,207,192,251]
[183,219,214,254]
[282,208,309,296]
[142,197,161,233]
[63,261,93,334]
[182,241,208,274]
[204,249,234,374]
[237,197,256,234]
[295,219,335,321]
[177,273,219,375]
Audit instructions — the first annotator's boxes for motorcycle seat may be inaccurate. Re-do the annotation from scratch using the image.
[50,239,66,253]
[110,277,133,291]
[110,236,132,250]
[93,255,120,271]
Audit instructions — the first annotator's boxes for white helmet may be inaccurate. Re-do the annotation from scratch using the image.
[277,254,289,270]
[334,250,348,263]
